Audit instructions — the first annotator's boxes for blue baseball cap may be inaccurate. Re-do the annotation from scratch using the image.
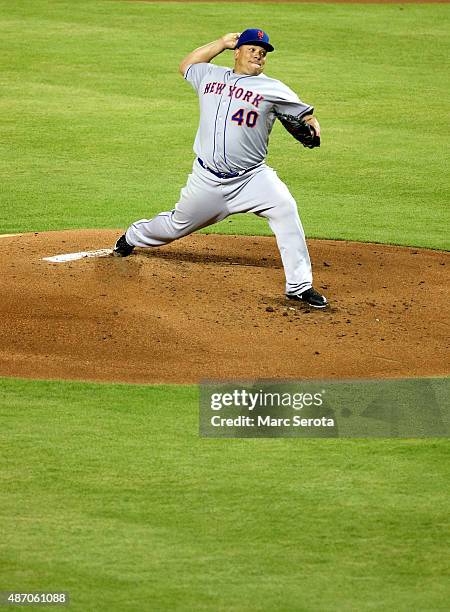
[236,29,274,53]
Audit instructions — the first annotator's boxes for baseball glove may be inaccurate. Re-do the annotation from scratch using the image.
[275,112,320,149]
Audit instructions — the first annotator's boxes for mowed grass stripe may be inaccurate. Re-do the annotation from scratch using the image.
[1,377,450,610]
[0,1,448,248]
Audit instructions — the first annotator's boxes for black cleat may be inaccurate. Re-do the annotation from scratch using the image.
[286,287,328,309]
[113,234,135,257]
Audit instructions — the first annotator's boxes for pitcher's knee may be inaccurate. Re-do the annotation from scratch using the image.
[151,209,192,241]
[170,211,200,238]
[283,196,299,215]
[268,197,299,223]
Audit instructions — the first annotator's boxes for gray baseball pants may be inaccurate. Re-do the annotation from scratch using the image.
[126,160,313,296]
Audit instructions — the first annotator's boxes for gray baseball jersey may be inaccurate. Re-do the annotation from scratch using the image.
[185,62,313,173]
[125,62,317,297]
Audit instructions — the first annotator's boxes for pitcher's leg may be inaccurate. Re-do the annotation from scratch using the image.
[263,199,312,296]
[126,166,227,248]
[230,167,312,295]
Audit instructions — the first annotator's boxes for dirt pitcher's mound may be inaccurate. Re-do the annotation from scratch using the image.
[0,230,448,384]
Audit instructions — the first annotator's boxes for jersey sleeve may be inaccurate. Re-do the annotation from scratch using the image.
[184,63,217,93]
[272,83,314,118]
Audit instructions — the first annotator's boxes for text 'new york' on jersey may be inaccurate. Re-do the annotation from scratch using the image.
[184,63,314,174]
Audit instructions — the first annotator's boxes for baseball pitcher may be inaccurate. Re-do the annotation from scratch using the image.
[113,29,328,308]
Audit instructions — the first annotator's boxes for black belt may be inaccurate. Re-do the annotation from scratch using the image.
[197,158,262,179]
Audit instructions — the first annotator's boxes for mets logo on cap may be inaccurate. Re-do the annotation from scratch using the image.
[236,29,275,52]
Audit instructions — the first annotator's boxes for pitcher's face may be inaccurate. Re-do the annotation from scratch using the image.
[234,45,268,76]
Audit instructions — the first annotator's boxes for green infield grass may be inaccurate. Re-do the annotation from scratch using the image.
[0,0,449,248]
[1,377,449,611]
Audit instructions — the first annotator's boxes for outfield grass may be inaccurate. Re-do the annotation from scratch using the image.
[0,0,449,248]
[1,377,449,611]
